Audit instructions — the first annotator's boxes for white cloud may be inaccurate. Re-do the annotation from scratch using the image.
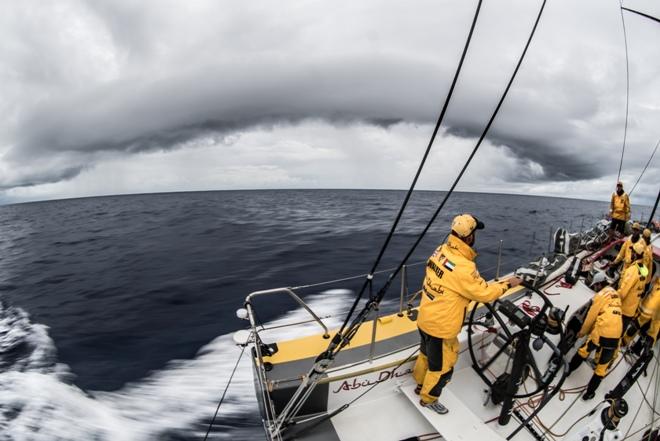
[1,0,659,204]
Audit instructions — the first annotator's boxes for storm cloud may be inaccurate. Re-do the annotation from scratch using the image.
[1,0,659,203]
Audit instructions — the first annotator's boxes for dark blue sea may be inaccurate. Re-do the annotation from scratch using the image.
[0,189,643,440]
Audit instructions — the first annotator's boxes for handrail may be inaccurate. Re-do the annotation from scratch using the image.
[246,287,330,338]
[290,259,426,291]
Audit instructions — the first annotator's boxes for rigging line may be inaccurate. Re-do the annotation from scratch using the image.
[538,384,590,438]
[624,415,660,440]
[202,343,246,441]
[650,352,659,437]
[629,137,660,196]
[332,0,484,340]
[360,0,548,319]
[622,6,660,26]
[617,0,631,183]
[634,353,660,417]
[623,353,659,439]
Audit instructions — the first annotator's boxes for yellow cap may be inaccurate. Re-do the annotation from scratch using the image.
[451,214,484,238]
[643,228,651,238]
[632,240,646,255]
[632,222,641,230]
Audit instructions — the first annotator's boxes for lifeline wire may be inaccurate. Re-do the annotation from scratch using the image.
[202,343,246,441]
[629,137,660,196]
[617,0,631,183]
[332,0,484,341]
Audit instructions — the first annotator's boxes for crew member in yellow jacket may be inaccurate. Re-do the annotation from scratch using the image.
[609,181,630,234]
[567,272,622,400]
[618,240,649,334]
[624,276,660,353]
[642,229,654,288]
[413,214,521,414]
[611,222,642,274]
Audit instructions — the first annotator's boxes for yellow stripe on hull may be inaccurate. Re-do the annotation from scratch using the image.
[263,285,524,365]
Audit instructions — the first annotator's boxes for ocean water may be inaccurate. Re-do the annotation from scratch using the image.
[0,189,637,440]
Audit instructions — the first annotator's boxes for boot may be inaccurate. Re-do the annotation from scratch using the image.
[582,374,603,400]
[568,353,585,375]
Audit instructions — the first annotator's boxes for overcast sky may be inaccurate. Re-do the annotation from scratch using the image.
[1,0,659,205]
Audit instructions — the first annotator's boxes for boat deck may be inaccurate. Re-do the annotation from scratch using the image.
[321,279,660,441]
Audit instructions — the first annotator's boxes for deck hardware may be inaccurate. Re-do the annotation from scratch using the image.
[368,307,380,362]
[398,265,408,316]
[495,240,503,280]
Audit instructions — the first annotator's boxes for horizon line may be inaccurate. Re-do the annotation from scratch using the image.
[0,187,627,208]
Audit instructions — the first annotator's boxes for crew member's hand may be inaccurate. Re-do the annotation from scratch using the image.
[507,276,522,288]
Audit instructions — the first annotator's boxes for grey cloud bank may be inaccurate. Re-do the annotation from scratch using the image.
[1,0,659,203]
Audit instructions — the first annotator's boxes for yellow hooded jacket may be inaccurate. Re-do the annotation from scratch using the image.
[610,192,630,221]
[613,237,636,271]
[643,244,653,286]
[643,278,660,342]
[618,261,648,317]
[579,286,622,344]
[418,234,510,339]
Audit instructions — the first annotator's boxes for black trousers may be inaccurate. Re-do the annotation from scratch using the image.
[610,219,626,234]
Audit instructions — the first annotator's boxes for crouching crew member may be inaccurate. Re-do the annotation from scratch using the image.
[567,272,622,400]
[413,214,521,414]
[642,229,654,289]
[625,276,660,353]
[611,222,642,274]
[619,240,650,334]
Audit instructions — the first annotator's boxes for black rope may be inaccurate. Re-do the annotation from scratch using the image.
[202,344,246,441]
[335,0,548,357]
[630,137,660,196]
[331,0,484,343]
[648,188,660,228]
[622,6,660,26]
[617,0,631,183]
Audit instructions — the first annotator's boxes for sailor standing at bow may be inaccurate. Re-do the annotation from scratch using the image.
[609,181,630,235]
[413,214,521,414]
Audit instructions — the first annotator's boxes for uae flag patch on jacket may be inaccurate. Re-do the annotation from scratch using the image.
[442,258,455,272]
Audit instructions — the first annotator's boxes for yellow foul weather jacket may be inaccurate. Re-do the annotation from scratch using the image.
[578,286,622,344]
[610,192,630,221]
[639,278,660,342]
[418,235,510,339]
[618,261,648,317]
[643,244,653,286]
[613,237,636,271]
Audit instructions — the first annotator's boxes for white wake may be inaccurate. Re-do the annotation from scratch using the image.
[0,290,352,441]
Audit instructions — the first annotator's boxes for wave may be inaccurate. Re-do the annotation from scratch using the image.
[0,291,352,441]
